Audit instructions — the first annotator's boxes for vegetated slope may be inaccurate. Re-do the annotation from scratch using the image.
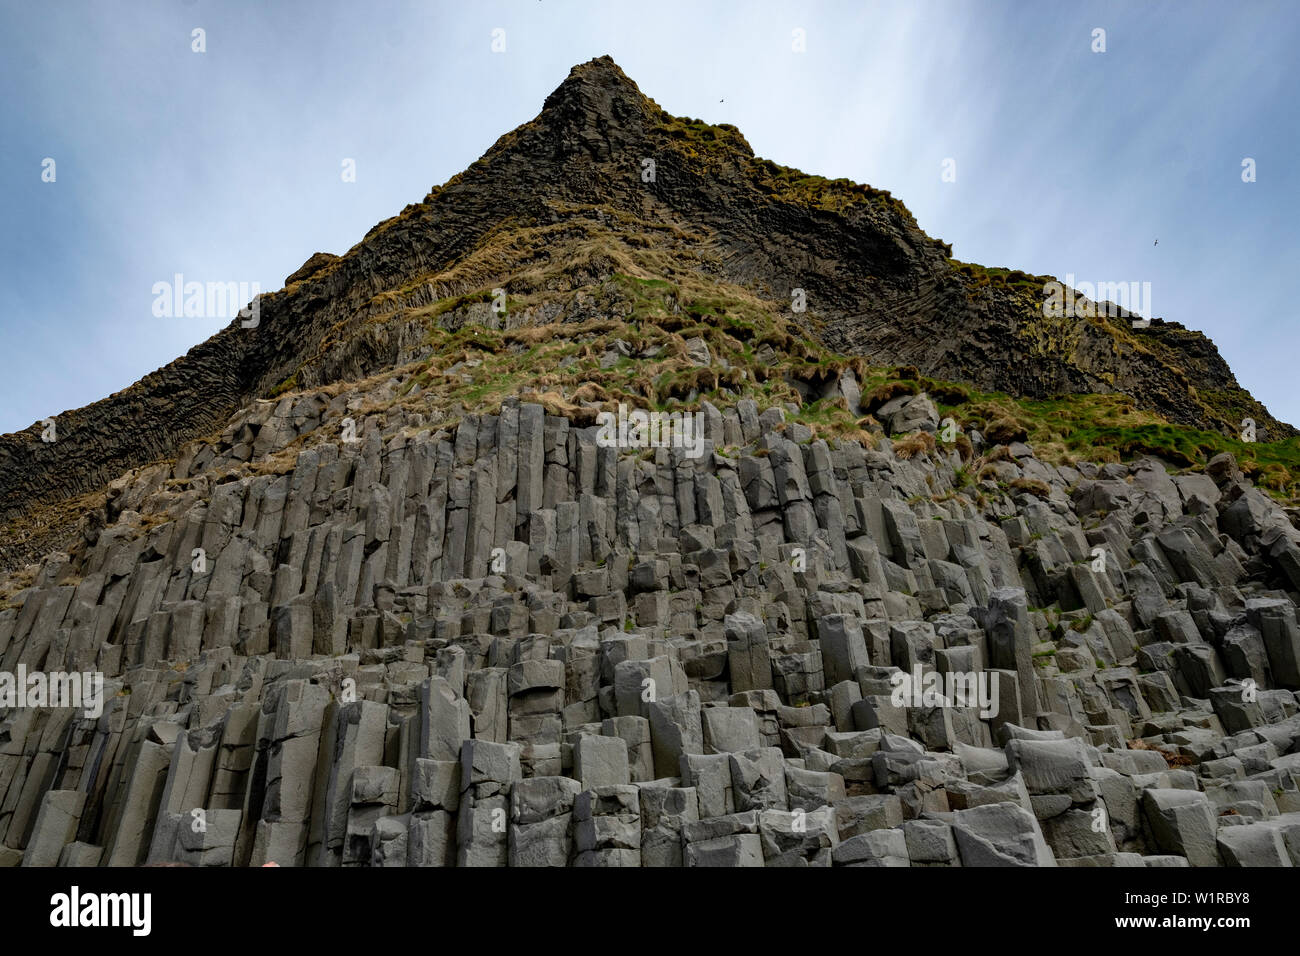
[0,55,1292,574]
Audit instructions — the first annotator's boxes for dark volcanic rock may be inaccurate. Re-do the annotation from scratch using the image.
[0,57,1288,553]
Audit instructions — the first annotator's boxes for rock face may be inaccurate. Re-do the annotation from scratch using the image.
[1,386,1299,867]
[1,57,1299,868]
[0,56,1289,570]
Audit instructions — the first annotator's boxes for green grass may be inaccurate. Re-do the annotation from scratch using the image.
[291,229,1300,504]
[268,371,299,398]
[950,261,1053,299]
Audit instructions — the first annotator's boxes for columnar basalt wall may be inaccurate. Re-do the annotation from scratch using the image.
[2,385,1298,867]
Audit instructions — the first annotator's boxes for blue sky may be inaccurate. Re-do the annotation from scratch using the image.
[2,0,1297,435]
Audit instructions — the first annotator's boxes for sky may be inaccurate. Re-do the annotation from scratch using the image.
[1,0,1297,435]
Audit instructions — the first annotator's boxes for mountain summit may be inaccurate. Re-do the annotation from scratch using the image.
[2,58,1300,870]
[0,56,1289,552]
[0,57,1288,537]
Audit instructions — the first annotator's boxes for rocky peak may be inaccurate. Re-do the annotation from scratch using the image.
[1,60,1300,873]
[540,55,651,123]
[0,58,1294,568]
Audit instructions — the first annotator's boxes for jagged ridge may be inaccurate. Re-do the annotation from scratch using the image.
[0,56,1293,575]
